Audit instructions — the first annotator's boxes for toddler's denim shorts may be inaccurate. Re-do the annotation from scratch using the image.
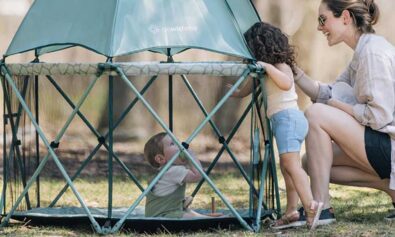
[270,108,308,155]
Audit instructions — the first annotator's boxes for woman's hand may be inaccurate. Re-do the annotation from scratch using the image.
[327,98,337,107]
[293,67,320,100]
[327,98,354,116]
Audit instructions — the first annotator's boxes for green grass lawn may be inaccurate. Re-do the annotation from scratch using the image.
[0,172,394,236]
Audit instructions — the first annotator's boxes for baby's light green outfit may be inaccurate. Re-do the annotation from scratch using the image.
[145,165,189,218]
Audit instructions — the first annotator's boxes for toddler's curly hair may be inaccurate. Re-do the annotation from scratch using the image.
[244,22,297,75]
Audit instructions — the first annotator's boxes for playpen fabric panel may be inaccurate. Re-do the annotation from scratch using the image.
[5,0,259,58]
[4,62,249,77]
[5,0,116,57]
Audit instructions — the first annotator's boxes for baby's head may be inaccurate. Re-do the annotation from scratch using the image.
[144,132,185,168]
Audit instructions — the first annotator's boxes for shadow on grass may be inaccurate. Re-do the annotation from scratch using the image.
[329,188,393,223]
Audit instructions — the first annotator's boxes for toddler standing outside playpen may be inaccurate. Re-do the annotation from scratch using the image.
[143,132,207,218]
[228,22,323,230]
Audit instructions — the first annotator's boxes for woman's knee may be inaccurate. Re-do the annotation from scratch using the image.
[304,103,329,125]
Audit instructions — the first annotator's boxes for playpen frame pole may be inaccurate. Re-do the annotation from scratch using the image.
[258,75,281,216]
[34,73,40,207]
[167,51,174,131]
[249,90,256,216]
[107,75,114,221]
[253,140,270,231]
[0,68,7,215]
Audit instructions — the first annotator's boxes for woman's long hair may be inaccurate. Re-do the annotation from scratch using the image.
[322,0,380,33]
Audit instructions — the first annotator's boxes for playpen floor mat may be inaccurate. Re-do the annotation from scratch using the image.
[10,207,274,232]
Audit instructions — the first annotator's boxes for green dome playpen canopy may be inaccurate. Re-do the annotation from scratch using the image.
[5,0,259,58]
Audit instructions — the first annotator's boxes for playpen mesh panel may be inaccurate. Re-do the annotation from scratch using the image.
[2,74,39,212]
[2,71,117,212]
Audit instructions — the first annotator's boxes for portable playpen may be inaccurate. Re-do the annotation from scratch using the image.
[0,0,280,234]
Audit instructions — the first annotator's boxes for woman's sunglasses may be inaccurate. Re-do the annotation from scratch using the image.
[318,15,327,27]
